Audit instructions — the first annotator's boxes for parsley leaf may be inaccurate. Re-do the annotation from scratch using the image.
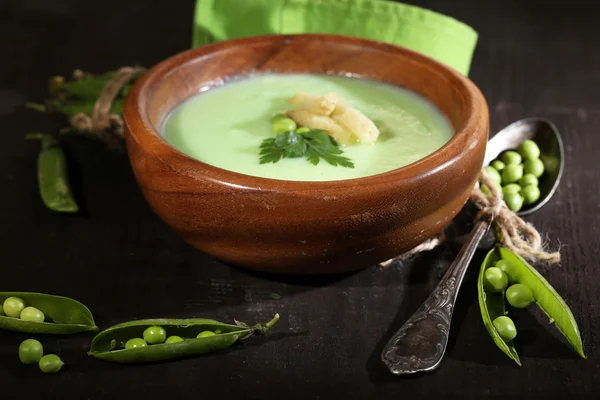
[259,129,354,168]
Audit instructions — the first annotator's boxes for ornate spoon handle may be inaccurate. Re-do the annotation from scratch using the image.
[381,220,490,375]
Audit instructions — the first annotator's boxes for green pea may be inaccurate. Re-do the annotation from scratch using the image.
[20,306,45,323]
[481,184,493,197]
[484,166,502,185]
[38,354,64,374]
[272,118,297,134]
[495,259,520,283]
[491,160,505,171]
[542,155,560,174]
[524,158,545,178]
[3,297,26,318]
[502,183,522,197]
[196,331,216,339]
[501,151,522,165]
[125,338,147,349]
[493,316,517,342]
[519,173,539,187]
[270,114,287,124]
[0,304,4,316]
[143,326,166,345]
[484,267,509,293]
[517,139,541,160]
[504,192,524,212]
[506,284,535,308]
[19,339,44,364]
[296,127,310,134]
[165,335,184,344]
[522,185,541,205]
[502,164,524,184]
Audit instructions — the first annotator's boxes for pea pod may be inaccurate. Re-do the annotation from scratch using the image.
[478,249,521,366]
[88,314,279,363]
[0,292,98,334]
[497,248,586,358]
[478,248,586,365]
[26,133,79,213]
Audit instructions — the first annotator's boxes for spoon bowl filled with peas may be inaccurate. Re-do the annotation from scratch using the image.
[483,118,565,215]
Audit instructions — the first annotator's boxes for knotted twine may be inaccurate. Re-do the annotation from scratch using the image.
[380,168,561,267]
[69,69,561,266]
[66,67,146,144]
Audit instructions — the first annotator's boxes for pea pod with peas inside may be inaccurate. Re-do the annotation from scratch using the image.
[478,248,586,366]
[88,314,279,363]
[0,292,98,334]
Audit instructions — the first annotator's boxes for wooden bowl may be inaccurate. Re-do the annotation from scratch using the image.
[124,34,489,275]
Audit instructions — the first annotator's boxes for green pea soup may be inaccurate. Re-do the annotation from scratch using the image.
[161,74,453,181]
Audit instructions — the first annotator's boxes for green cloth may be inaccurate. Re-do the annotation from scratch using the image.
[192,0,478,76]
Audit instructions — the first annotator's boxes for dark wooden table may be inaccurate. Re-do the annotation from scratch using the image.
[1,0,598,398]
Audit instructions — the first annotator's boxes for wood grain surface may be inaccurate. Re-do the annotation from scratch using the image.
[0,0,598,398]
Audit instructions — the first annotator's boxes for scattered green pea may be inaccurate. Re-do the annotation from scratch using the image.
[20,306,45,323]
[296,127,310,134]
[125,338,147,349]
[484,267,509,293]
[522,185,541,205]
[38,354,64,374]
[143,326,166,345]
[197,331,216,339]
[272,118,297,134]
[501,151,522,165]
[484,166,502,185]
[496,259,520,283]
[3,297,26,318]
[517,139,541,160]
[19,339,44,364]
[493,316,517,342]
[524,158,545,178]
[502,183,522,197]
[506,284,535,308]
[519,173,539,187]
[165,335,184,344]
[502,164,524,184]
[504,192,524,212]
[491,160,505,171]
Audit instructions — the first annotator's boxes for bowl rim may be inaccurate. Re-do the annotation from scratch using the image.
[124,33,488,191]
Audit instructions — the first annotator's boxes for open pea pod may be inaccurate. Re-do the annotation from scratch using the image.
[88,314,279,363]
[497,248,586,358]
[478,250,521,366]
[0,292,98,334]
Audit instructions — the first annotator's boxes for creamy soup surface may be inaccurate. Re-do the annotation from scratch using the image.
[161,74,454,181]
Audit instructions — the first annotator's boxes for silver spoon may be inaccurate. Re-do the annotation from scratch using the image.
[381,117,565,375]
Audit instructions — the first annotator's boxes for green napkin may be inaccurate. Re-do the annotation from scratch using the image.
[192,0,478,76]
